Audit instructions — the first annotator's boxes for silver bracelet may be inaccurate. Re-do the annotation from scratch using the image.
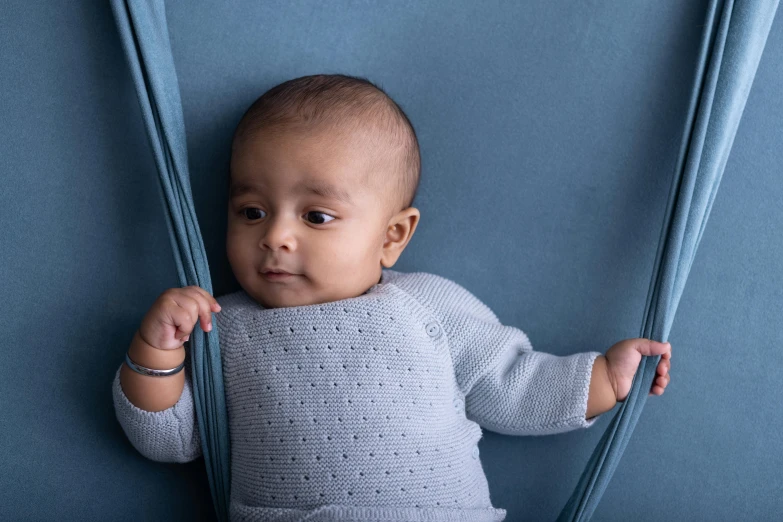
[125,351,185,377]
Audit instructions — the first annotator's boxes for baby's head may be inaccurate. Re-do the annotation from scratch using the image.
[227,74,421,309]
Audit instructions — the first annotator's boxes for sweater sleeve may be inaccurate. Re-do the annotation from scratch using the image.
[392,271,605,436]
[112,347,202,463]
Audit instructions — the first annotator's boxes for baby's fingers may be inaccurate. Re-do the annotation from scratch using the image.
[649,373,671,396]
[188,285,222,314]
[183,287,217,333]
[168,303,196,341]
[655,344,671,376]
[170,290,212,337]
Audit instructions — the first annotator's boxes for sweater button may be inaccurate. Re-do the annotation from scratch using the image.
[472,445,480,459]
[425,321,442,339]
[453,398,463,410]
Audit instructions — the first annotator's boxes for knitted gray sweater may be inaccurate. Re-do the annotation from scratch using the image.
[112,269,602,521]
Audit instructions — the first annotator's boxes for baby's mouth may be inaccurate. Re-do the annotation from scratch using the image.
[261,270,299,282]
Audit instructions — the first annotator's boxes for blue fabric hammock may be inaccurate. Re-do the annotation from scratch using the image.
[108,1,779,521]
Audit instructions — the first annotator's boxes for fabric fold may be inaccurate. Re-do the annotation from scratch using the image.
[109,1,231,520]
[557,1,779,520]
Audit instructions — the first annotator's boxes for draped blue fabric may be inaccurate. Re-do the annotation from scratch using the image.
[557,0,779,520]
[107,1,778,521]
[108,2,231,521]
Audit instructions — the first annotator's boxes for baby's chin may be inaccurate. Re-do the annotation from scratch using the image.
[245,283,369,310]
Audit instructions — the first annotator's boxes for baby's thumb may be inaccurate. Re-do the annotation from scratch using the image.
[636,339,670,357]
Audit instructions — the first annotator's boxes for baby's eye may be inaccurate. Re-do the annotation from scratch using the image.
[304,211,335,225]
[241,208,266,220]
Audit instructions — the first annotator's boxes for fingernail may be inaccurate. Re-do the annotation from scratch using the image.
[207,322,212,331]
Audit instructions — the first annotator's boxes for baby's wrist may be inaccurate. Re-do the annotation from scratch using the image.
[128,330,185,370]
[598,354,619,401]
[586,355,617,419]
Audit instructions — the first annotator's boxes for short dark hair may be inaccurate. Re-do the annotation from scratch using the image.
[231,73,421,210]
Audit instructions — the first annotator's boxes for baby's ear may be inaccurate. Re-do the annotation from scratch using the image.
[381,207,420,268]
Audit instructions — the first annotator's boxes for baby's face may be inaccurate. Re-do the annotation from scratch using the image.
[227,125,417,309]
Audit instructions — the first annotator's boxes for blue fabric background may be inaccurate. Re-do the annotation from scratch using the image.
[1,1,781,520]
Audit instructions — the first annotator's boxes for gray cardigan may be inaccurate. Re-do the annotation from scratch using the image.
[113,269,602,521]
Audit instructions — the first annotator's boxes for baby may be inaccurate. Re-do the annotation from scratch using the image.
[113,74,672,521]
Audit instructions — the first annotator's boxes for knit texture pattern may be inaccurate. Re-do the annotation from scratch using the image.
[113,270,602,521]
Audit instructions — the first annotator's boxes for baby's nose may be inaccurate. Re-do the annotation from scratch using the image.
[260,218,296,251]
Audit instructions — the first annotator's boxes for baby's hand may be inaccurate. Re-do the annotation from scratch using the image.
[138,286,222,351]
[604,338,672,402]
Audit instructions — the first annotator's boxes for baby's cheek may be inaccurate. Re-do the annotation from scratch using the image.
[309,235,347,273]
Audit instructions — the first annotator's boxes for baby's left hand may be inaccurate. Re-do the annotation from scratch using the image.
[604,338,672,402]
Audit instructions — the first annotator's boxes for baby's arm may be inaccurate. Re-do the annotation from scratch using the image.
[462,334,603,435]
[112,285,220,464]
[113,341,202,463]
[587,355,618,419]
[394,272,608,436]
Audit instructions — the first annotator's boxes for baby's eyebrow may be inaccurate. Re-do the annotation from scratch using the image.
[229,182,259,200]
[230,180,355,205]
[295,181,354,205]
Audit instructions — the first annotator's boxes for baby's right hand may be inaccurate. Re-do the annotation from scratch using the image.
[138,286,222,351]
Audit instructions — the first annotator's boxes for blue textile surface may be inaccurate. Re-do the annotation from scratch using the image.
[557,0,779,520]
[109,1,231,521]
[110,0,780,520]
[1,1,782,520]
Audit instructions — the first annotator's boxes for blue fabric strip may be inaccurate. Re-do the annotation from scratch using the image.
[557,0,779,520]
[108,1,231,521]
